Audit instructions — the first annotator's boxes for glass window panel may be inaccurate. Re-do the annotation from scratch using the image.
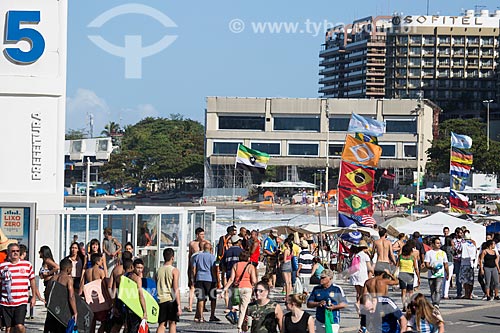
[404,145,417,158]
[160,214,180,248]
[251,142,280,155]
[379,144,396,157]
[288,143,318,156]
[329,118,350,131]
[213,142,240,155]
[328,144,344,157]
[219,116,265,130]
[137,214,159,247]
[274,117,320,131]
[385,120,417,133]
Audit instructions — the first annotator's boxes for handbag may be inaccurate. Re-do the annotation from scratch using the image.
[138,319,149,333]
[231,262,250,306]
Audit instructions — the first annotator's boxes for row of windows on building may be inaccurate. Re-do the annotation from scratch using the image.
[212,141,416,158]
[218,116,416,132]
[393,36,498,46]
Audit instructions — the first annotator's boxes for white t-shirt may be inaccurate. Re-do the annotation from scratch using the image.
[424,249,448,279]
[350,251,371,286]
[460,241,477,267]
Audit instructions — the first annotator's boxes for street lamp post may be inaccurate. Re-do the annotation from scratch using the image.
[483,100,493,151]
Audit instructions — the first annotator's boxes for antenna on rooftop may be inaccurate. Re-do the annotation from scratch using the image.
[87,113,94,138]
[475,5,486,15]
[426,0,430,15]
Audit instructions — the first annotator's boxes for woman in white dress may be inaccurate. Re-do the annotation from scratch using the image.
[349,240,373,306]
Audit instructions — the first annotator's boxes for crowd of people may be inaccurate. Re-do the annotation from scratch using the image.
[0,219,497,333]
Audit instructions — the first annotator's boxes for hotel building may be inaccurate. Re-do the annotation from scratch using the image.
[319,10,500,135]
[204,97,437,192]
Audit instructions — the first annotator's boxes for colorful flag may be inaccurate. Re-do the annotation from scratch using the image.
[450,175,467,191]
[361,215,376,227]
[450,190,469,209]
[338,187,373,216]
[235,144,270,174]
[382,169,396,180]
[341,135,382,168]
[450,207,470,214]
[339,161,375,192]
[340,231,362,244]
[451,147,473,166]
[450,162,471,178]
[338,213,361,228]
[355,132,378,145]
[348,113,386,137]
[451,132,472,149]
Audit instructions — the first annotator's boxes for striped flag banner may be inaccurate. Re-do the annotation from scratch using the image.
[360,215,376,227]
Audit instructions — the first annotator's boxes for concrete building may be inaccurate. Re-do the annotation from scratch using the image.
[205,97,438,193]
[319,10,500,138]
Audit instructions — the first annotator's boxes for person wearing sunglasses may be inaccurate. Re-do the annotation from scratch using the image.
[243,277,283,333]
[307,269,347,333]
[0,243,44,333]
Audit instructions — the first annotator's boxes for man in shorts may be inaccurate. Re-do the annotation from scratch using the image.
[187,227,208,312]
[0,243,43,333]
[157,248,181,333]
[263,229,279,288]
[373,228,396,275]
[192,242,220,322]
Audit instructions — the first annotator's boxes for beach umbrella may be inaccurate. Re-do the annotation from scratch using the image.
[394,195,414,206]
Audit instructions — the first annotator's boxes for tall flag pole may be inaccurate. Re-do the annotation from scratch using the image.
[449,132,473,213]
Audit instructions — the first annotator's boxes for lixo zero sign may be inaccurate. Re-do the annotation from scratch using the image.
[4,10,45,64]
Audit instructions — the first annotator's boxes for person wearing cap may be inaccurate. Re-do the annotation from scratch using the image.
[307,269,347,333]
[221,234,244,313]
[349,240,373,306]
[263,230,279,288]
[218,226,238,305]
[297,240,314,294]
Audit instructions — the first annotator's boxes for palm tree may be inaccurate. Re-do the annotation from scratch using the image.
[101,122,121,137]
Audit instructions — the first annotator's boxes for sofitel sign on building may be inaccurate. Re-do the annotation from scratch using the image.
[392,13,500,28]
[0,0,67,211]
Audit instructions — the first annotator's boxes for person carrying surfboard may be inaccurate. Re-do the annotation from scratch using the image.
[125,258,149,333]
[44,258,78,333]
[156,248,181,333]
[83,253,110,333]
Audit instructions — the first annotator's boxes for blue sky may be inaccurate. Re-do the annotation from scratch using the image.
[66,0,498,134]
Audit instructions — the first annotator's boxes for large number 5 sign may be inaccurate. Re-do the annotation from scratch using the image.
[4,10,45,64]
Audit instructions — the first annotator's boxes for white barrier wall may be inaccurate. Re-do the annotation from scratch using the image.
[0,1,67,260]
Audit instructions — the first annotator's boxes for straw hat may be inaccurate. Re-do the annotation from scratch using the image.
[353,240,369,249]
[0,229,17,252]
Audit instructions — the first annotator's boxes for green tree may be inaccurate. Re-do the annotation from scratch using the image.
[101,121,121,137]
[426,119,500,175]
[65,129,87,140]
[100,117,205,186]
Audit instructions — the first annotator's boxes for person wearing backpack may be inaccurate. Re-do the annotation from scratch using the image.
[349,240,373,306]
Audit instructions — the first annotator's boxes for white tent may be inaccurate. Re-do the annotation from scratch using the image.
[396,212,486,244]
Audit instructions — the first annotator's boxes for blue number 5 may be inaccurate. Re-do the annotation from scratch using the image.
[4,11,45,64]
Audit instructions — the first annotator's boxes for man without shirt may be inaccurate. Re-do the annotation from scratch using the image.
[125,259,149,333]
[363,270,399,297]
[186,227,208,312]
[373,228,396,275]
[84,253,109,333]
[44,258,78,333]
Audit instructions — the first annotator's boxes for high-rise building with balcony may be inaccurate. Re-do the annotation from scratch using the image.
[319,10,500,126]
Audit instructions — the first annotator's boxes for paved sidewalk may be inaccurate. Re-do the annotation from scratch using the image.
[25,272,497,332]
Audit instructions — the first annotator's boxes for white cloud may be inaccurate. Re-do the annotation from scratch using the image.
[66,89,160,136]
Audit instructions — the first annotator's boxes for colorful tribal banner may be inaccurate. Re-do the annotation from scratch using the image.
[341,135,382,168]
[338,187,373,216]
[450,134,472,212]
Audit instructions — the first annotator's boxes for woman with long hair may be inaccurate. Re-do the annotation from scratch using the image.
[281,241,293,298]
[310,256,325,285]
[86,238,108,277]
[479,239,500,300]
[282,293,315,333]
[39,246,59,287]
[243,277,283,333]
[222,251,257,333]
[349,240,372,306]
[66,241,85,292]
[398,242,419,312]
[406,293,445,333]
